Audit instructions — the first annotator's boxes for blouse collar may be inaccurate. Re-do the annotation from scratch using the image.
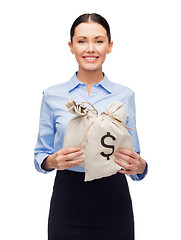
[67,72,113,93]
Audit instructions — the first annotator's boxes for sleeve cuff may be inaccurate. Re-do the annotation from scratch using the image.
[34,153,54,174]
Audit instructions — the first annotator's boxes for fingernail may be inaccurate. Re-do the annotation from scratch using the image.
[115,152,119,156]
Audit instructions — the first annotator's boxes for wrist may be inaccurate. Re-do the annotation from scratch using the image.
[138,158,146,174]
[41,155,54,171]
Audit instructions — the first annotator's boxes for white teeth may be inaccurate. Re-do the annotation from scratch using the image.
[84,57,97,60]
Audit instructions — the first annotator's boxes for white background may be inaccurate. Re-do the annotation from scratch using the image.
[0,0,181,239]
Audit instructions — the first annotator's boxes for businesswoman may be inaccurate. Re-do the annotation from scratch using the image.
[34,13,148,240]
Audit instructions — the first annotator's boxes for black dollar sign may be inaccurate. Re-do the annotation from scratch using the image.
[100,132,116,160]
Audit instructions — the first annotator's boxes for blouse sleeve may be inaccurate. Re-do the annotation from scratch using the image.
[126,92,148,181]
[34,91,55,174]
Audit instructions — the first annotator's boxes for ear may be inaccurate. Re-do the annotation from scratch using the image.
[107,41,113,54]
[68,41,75,54]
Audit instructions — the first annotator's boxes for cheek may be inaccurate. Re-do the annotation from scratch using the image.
[74,45,86,56]
[97,45,108,57]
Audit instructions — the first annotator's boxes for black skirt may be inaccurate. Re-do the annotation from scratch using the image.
[48,170,134,240]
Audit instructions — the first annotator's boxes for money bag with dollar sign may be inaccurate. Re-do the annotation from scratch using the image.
[63,98,134,181]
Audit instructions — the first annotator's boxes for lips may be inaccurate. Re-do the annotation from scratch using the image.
[83,56,99,63]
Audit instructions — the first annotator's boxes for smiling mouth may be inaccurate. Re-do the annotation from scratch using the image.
[83,56,99,62]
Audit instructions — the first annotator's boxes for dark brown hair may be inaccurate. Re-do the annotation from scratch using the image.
[70,13,111,43]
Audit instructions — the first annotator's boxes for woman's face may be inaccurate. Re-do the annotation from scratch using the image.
[69,22,113,72]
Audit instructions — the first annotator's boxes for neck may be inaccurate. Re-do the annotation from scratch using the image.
[77,67,104,86]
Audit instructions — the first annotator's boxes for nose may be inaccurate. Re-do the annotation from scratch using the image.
[86,42,95,53]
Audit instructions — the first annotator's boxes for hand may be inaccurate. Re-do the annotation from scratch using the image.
[41,147,84,171]
[114,148,146,175]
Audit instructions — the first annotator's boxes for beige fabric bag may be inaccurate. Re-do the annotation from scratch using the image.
[63,98,134,181]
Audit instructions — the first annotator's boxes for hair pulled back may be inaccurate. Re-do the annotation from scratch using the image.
[70,13,111,43]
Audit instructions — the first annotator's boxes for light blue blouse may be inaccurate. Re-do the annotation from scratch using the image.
[34,72,148,181]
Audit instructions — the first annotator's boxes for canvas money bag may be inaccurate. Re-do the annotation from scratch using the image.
[63,98,134,181]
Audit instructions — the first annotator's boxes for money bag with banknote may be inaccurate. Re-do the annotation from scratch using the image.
[63,98,134,181]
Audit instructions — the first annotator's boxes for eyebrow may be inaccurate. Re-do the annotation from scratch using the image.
[76,36,106,39]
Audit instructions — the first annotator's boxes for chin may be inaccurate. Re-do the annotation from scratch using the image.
[79,64,103,72]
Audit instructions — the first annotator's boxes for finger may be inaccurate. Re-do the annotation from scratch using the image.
[60,147,81,155]
[115,158,130,170]
[118,148,138,159]
[118,169,131,175]
[56,158,84,170]
[114,151,134,165]
[65,158,84,167]
[63,150,83,161]
[118,168,137,175]
[115,158,139,175]
[118,169,136,175]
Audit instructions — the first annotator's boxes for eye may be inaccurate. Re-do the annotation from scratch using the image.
[96,40,103,44]
[78,40,85,44]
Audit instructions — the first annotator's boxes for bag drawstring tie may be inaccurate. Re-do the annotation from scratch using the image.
[81,102,134,143]
[101,112,135,131]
